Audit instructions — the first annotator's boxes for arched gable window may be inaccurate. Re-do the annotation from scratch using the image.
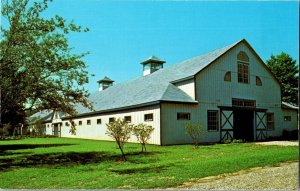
[224,71,231,82]
[237,51,249,83]
[237,51,249,62]
[256,76,262,86]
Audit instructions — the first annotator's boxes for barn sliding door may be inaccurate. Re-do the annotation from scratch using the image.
[220,110,233,141]
[255,111,267,140]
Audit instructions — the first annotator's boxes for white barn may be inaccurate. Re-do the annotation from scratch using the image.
[29,39,298,145]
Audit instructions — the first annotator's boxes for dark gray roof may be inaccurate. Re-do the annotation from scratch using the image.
[72,39,240,115]
[27,110,52,124]
[30,39,243,120]
[97,76,114,83]
[140,55,166,64]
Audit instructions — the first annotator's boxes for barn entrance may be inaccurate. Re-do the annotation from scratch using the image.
[233,110,254,141]
[219,104,267,142]
[52,123,61,137]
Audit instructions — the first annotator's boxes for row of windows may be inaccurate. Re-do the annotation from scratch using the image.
[206,111,276,131]
[224,71,262,86]
[62,113,154,126]
[232,98,256,108]
[47,111,279,131]
[224,51,262,86]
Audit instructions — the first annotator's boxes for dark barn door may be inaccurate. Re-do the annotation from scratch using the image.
[52,124,61,137]
[233,110,254,141]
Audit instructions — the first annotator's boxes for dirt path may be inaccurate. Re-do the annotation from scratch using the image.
[170,161,298,190]
[255,141,298,147]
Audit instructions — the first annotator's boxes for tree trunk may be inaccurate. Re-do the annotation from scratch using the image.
[143,143,146,153]
[117,142,126,161]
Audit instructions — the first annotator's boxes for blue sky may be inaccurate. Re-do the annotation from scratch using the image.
[43,1,298,92]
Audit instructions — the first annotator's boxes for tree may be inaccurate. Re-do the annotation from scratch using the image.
[266,52,298,105]
[185,123,204,147]
[0,0,93,129]
[105,118,133,161]
[132,123,154,153]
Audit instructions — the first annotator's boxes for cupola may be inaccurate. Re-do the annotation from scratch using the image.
[140,56,165,76]
[97,76,114,91]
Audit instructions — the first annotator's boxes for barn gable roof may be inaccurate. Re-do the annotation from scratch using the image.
[32,39,282,119]
[27,110,53,124]
[71,40,242,116]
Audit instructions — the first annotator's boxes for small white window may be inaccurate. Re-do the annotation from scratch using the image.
[87,120,91,125]
[109,117,115,123]
[144,114,153,122]
[177,112,191,120]
[224,71,231,82]
[266,113,274,130]
[207,110,219,131]
[124,116,132,123]
[256,76,262,86]
[237,51,250,84]
[284,116,291,121]
[97,119,102,124]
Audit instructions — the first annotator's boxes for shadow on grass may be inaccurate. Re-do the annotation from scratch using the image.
[0,144,74,156]
[0,144,74,151]
[0,146,164,173]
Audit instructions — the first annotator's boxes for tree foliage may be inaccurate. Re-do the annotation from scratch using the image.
[185,123,204,147]
[105,118,133,161]
[132,123,154,153]
[0,0,92,127]
[266,52,298,105]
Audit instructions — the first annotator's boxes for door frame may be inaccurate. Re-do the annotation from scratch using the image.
[218,106,267,142]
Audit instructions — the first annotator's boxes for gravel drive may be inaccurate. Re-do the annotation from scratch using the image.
[255,141,298,147]
[171,162,298,190]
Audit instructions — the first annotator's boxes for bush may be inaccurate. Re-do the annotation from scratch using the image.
[185,123,204,147]
[132,124,154,153]
[282,129,298,140]
[290,130,298,140]
[2,123,12,136]
[221,139,245,144]
[106,118,133,161]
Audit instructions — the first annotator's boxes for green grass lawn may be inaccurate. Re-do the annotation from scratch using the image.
[0,138,298,189]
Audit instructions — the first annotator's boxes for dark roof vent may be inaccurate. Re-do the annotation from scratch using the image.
[140,56,165,76]
[97,76,114,91]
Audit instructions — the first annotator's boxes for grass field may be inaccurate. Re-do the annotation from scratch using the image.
[0,138,298,189]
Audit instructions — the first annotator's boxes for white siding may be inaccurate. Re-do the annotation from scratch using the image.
[195,43,281,109]
[161,103,220,145]
[45,122,52,135]
[281,109,298,132]
[53,105,161,145]
[174,79,195,100]
[160,41,293,144]
[195,42,284,138]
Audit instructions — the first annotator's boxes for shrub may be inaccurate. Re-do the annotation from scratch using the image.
[185,123,204,147]
[282,129,298,140]
[221,139,245,144]
[290,130,298,140]
[2,123,12,136]
[282,129,290,140]
[132,123,154,153]
[106,118,133,161]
